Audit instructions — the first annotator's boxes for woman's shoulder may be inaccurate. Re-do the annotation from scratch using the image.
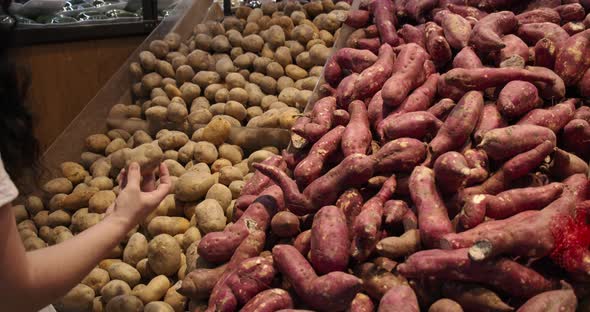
[0,154,19,207]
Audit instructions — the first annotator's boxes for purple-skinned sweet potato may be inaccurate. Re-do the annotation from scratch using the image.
[562,118,590,158]
[332,109,350,127]
[517,98,577,132]
[336,188,364,237]
[440,12,472,49]
[579,68,590,96]
[354,44,396,102]
[380,111,443,142]
[563,21,586,35]
[573,105,590,121]
[459,183,565,229]
[336,73,360,110]
[345,9,371,28]
[555,3,586,23]
[393,73,439,116]
[357,38,381,54]
[324,48,378,87]
[198,185,283,263]
[430,91,484,159]
[376,229,421,259]
[534,38,558,69]
[441,281,514,312]
[425,22,453,68]
[478,125,556,161]
[453,46,483,69]
[382,43,431,108]
[434,151,488,195]
[372,138,428,174]
[240,155,286,197]
[294,126,345,188]
[254,153,376,216]
[272,244,362,312]
[427,98,456,121]
[555,29,590,86]
[492,34,530,65]
[293,97,337,143]
[469,11,518,52]
[410,166,454,248]
[546,148,590,180]
[349,293,375,312]
[517,8,561,24]
[382,199,409,227]
[446,4,488,20]
[368,91,386,132]
[378,285,419,312]
[526,65,567,100]
[398,24,426,48]
[518,22,570,48]
[398,248,554,299]
[310,205,350,274]
[373,0,400,46]
[496,80,542,119]
[474,103,508,143]
[517,288,577,312]
[342,100,372,157]
[240,289,294,312]
[405,0,438,23]
[293,229,311,256]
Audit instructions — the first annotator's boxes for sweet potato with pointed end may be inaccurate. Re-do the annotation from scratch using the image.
[517,98,577,132]
[398,248,554,299]
[517,289,577,312]
[293,97,337,143]
[459,183,565,229]
[441,282,514,312]
[383,200,417,231]
[440,12,472,49]
[430,91,484,159]
[562,118,590,158]
[478,125,556,161]
[378,285,420,312]
[470,12,517,52]
[345,10,371,28]
[337,74,360,110]
[336,188,364,237]
[372,138,428,174]
[294,126,345,188]
[425,22,453,68]
[294,230,312,256]
[373,0,400,46]
[474,103,507,144]
[198,186,283,263]
[428,98,456,121]
[240,289,294,312]
[555,3,586,23]
[546,148,590,180]
[394,74,440,115]
[382,43,430,108]
[398,24,426,48]
[380,111,443,142]
[241,155,286,197]
[410,166,454,248]
[497,81,542,119]
[272,244,362,312]
[254,154,376,216]
[446,4,488,20]
[376,229,421,259]
[526,66,567,100]
[354,44,396,102]
[555,30,590,86]
[349,293,375,312]
[434,151,488,195]
[310,205,350,274]
[342,101,372,157]
[325,49,379,87]
[517,8,561,24]
[517,22,570,47]
[368,91,386,132]
[534,38,558,69]
[405,0,438,23]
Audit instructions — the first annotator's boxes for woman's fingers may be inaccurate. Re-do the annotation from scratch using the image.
[146,163,172,203]
[125,163,142,190]
[141,171,157,192]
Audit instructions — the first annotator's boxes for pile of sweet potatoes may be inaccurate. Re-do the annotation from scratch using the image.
[185,0,590,311]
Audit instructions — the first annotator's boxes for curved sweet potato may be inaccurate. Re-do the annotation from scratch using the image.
[240,155,286,196]
[336,73,360,110]
[425,22,453,68]
[368,91,386,132]
[293,97,337,143]
[526,66,567,100]
[354,44,396,102]
[324,48,378,87]
[517,22,570,47]
[517,98,577,132]
[241,289,293,312]
[380,111,443,142]
[427,98,456,121]
[555,29,590,86]
[478,125,556,161]
[470,11,518,52]
[372,138,428,174]
[345,9,371,28]
[398,24,426,47]
[373,0,400,46]
[394,73,440,115]
[294,126,345,188]
[434,151,488,195]
[474,103,508,143]
[342,101,372,157]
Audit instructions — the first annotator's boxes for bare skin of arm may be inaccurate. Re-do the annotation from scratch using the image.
[0,162,171,312]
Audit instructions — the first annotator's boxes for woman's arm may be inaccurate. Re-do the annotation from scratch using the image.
[0,162,170,312]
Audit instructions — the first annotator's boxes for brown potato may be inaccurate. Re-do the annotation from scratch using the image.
[194,199,226,233]
[211,35,232,53]
[175,65,195,85]
[108,263,141,288]
[192,71,220,89]
[149,40,170,59]
[56,284,95,312]
[260,76,278,94]
[187,50,213,71]
[215,58,236,79]
[139,51,157,71]
[82,268,111,295]
[105,295,143,312]
[201,117,231,146]
[86,134,111,154]
[123,233,148,267]
[148,235,182,276]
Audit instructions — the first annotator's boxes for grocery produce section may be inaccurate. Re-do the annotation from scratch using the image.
[14,0,590,310]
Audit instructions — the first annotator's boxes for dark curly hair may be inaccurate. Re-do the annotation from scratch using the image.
[0,0,40,183]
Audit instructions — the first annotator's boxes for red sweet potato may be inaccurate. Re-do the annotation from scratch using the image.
[373,0,400,46]
[534,38,558,69]
[294,126,345,188]
[526,65,567,100]
[579,68,590,96]
[405,0,438,23]
[368,91,385,132]
[380,111,443,142]
[333,109,350,127]
[517,22,570,48]
[555,3,586,23]
[357,38,381,54]
[336,188,364,236]
[427,98,456,121]
[376,229,421,259]
[440,12,472,49]
[354,44,396,102]
[453,47,483,69]
[382,199,408,226]
[281,149,306,171]
[434,151,488,195]
[410,166,454,248]
[574,105,590,121]
[430,91,484,159]
[562,21,586,35]
[346,28,368,48]
[441,282,514,312]
[446,4,488,20]
[496,80,542,119]
[342,100,372,157]
[469,11,518,52]
[517,8,561,24]
[293,230,312,256]
[294,97,337,143]
[546,148,590,180]
[425,22,453,68]
[240,289,294,312]
[474,103,508,143]
[555,30,590,86]
[345,9,371,28]
[272,244,362,311]
[372,138,428,174]
[336,73,360,110]
[478,125,556,161]
[393,73,440,116]
[398,248,554,299]
[493,34,530,65]
[398,24,426,48]
[310,205,350,274]
[325,49,379,87]
[378,285,420,312]
[562,118,590,158]
[240,155,286,196]
[349,293,375,312]
[459,183,565,229]
[517,289,577,312]
[254,153,376,216]
[233,195,257,222]
[517,98,577,132]
[527,0,561,10]
[198,186,284,263]
[381,43,430,108]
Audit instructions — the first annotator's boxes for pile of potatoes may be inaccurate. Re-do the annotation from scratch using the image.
[14,116,285,312]
[116,0,351,134]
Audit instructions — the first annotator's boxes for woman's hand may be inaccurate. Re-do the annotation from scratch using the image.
[107,162,171,228]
